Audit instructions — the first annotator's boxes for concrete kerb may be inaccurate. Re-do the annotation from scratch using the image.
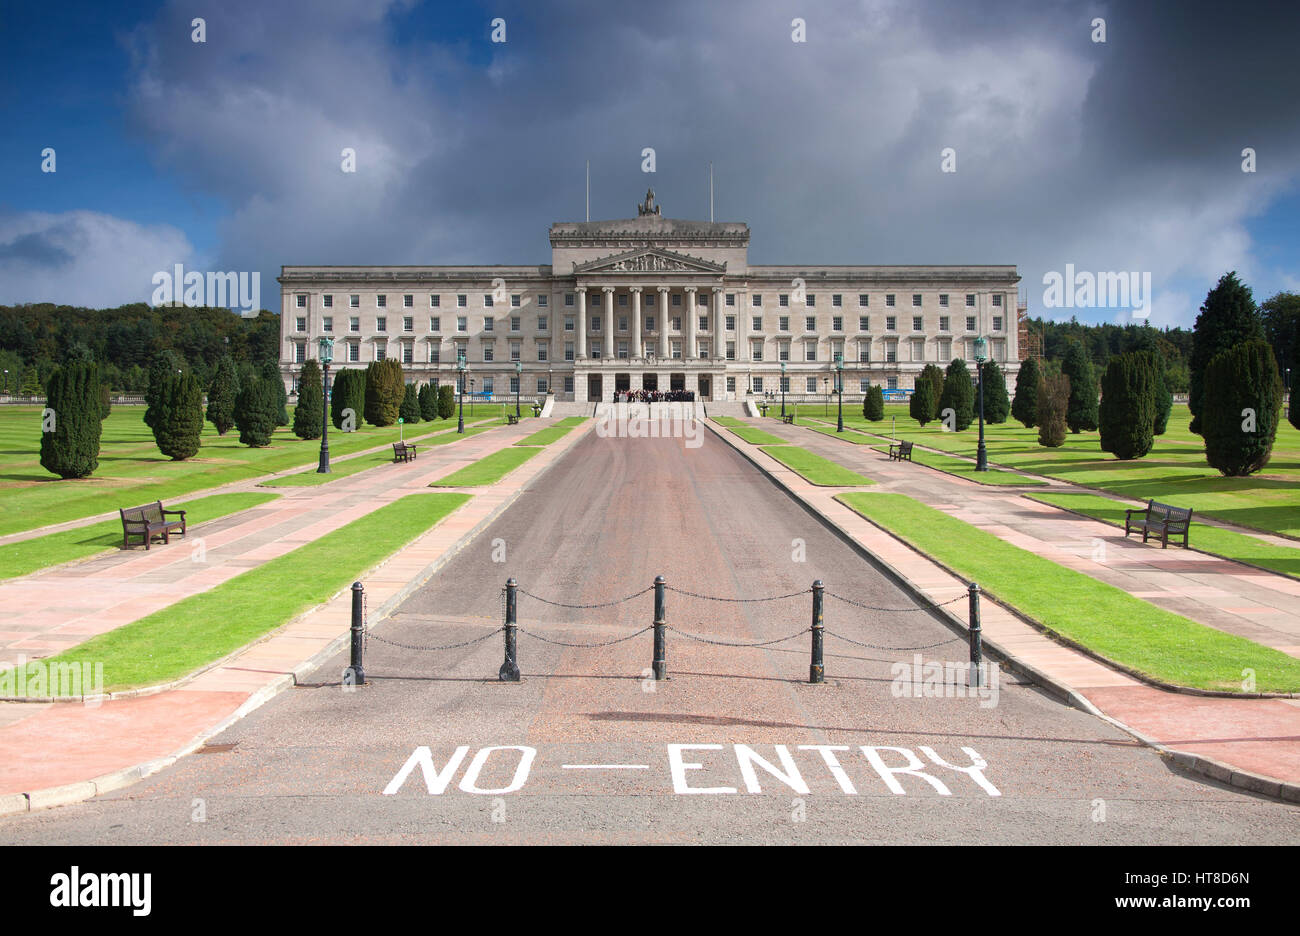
[704,420,1300,803]
[3,420,594,816]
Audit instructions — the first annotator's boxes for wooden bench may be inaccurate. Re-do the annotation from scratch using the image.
[506,414,520,425]
[120,501,187,550]
[782,414,795,425]
[1125,499,1192,549]
[392,441,418,463]
[888,440,914,462]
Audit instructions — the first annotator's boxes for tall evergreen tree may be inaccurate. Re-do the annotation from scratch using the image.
[1189,271,1264,434]
[1011,356,1040,428]
[863,385,884,421]
[1036,374,1069,448]
[1061,340,1099,433]
[909,376,936,426]
[938,359,975,431]
[144,350,181,429]
[981,359,1010,424]
[919,363,945,420]
[292,359,324,440]
[418,382,438,421]
[1202,340,1281,476]
[40,362,102,479]
[1098,352,1157,460]
[437,384,456,419]
[364,360,404,426]
[261,360,289,426]
[234,377,279,447]
[399,381,422,424]
[206,354,240,436]
[152,373,204,460]
[331,368,360,430]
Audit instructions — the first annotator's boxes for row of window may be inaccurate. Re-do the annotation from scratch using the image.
[294,291,1007,311]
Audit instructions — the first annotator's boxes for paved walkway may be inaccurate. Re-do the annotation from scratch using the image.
[709,418,1300,797]
[0,419,593,808]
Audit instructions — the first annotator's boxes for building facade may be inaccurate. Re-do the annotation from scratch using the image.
[278,190,1021,402]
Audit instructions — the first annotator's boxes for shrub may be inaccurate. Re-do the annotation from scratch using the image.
[234,377,279,447]
[981,359,1010,424]
[207,354,240,436]
[1036,374,1069,448]
[1190,271,1264,435]
[1202,340,1282,476]
[437,383,456,419]
[39,362,102,479]
[144,350,181,429]
[863,385,884,421]
[919,364,946,421]
[261,361,288,426]
[909,376,936,426]
[293,359,323,440]
[1098,352,1157,460]
[331,368,366,431]
[1061,340,1098,433]
[1011,357,1040,428]
[364,360,404,426]
[399,382,422,424]
[418,382,438,421]
[938,359,975,431]
[152,373,205,460]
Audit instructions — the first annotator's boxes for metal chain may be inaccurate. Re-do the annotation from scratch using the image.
[365,627,503,652]
[825,590,968,613]
[516,624,653,648]
[517,585,654,610]
[824,630,960,651]
[665,585,809,604]
[668,624,810,648]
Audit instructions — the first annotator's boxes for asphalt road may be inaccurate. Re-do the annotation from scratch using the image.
[3,423,1298,844]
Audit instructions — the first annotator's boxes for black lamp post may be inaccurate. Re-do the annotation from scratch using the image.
[456,351,466,433]
[515,359,522,418]
[835,352,844,433]
[974,336,988,472]
[780,360,787,417]
[317,337,333,473]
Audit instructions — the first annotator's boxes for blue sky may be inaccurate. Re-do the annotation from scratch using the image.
[2,0,1298,326]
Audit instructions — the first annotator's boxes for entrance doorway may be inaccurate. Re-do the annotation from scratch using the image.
[642,372,658,392]
[615,373,630,393]
[698,375,712,401]
[587,374,602,402]
[670,373,685,392]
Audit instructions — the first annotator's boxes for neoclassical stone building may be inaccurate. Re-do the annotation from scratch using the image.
[279,190,1021,403]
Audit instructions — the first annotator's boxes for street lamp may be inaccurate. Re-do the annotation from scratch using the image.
[515,360,522,418]
[835,352,844,433]
[780,361,787,417]
[317,337,334,473]
[973,336,988,472]
[456,351,466,433]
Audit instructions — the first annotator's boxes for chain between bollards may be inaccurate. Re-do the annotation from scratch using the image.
[809,580,825,684]
[499,577,520,682]
[345,581,365,686]
[652,575,667,680]
[968,581,983,687]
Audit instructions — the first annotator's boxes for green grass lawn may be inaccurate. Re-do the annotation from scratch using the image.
[0,405,470,536]
[793,417,878,444]
[712,416,789,446]
[1026,491,1300,580]
[759,446,875,486]
[430,446,541,487]
[823,403,1300,538]
[837,492,1300,693]
[867,445,1046,486]
[0,491,281,581]
[22,492,471,693]
[515,417,586,447]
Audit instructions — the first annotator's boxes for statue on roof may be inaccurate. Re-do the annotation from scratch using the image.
[637,188,660,216]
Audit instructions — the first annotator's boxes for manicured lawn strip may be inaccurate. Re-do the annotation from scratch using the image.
[0,492,281,581]
[868,445,1046,486]
[553,417,588,427]
[0,406,460,537]
[836,492,1300,692]
[515,424,577,446]
[796,418,876,444]
[759,446,875,486]
[1025,492,1300,581]
[711,416,789,445]
[31,492,471,692]
[430,446,541,487]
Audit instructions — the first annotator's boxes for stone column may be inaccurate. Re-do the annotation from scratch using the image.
[630,287,643,359]
[712,286,724,361]
[576,287,587,359]
[657,287,670,359]
[685,286,698,359]
[602,286,615,360]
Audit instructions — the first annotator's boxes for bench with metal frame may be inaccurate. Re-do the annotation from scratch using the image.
[506,414,520,425]
[1124,499,1192,549]
[120,501,187,550]
[888,440,914,462]
[781,414,795,425]
[392,441,418,463]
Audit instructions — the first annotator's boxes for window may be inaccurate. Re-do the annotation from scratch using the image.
[671,341,682,360]
[592,341,602,359]
[483,377,494,396]
[645,294,655,308]
[779,342,790,362]
[296,294,307,308]
[377,295,387,308]
[323,294,333,308]
[457,316,468,332]
[564,316,574,332]
[804,343,817,362]
[671,294,681,307]
[778,376,790,393]
[965,294,976,307]
[376,345,387,362]
[564,376,575,394]
[322,317,333,333]
[509,376,520,394]
[403,317,413,332]
[483,316,494,332]
[805,316,816,332]
[858,342,870,363]
[751,341,763,362]
[295,317,306,332]
[457,294,467,308]
[752,294,762,307]
[538,295,548,307]
[885,342,897,364]
[832,316,843,332]
[885,294,896,307]
[348,343,359,362]
[859,316,869,331]
[565,293,575,307]
[966,316,977,332]
[859,379,871,393]
[511,294,521,308]
[887,377,898,390]
[671,317,681,331]
[939,315,950,331]
[939,294,948,307]
[858,294,869,307]
[698,315,708,332]
[727,376,736,393]
[752,316,762,331]
[726,341,736,361]
[725,315,735,331]
[483,346,494,362]
[992,294,1003,307]
[752,377,763,393]
[805,293,816,308]
[911,338,924,361]
[619,316,628,332]
[778,316,790,331]
[430,295,441,308]
[430,347,441,363]
[430,316,441,332]
[402,345,413,364]
[938,339,951,360]
[403,295,413,308]
[806,377,817,393]
[591,316,601,332]
[536,343,548,361]
[565,342,574,361]
[886,316,896,331]
[537,316,548,331]
[376,317,387,332]
[536,377,548,394]
[726,293,736,307]
[912,316,922,331]
[511,316,521,332]
[294,343,305,363]
[912,294,922,307]
[697,292,707,307]
[832,294,842,307]
[618,294,628,307]
[645,315,655,331]
[510,344,521,362]
[698,341,709,358]
[349,316,360,332]
[993,316,1003,331]
[590,294,600,309]
[779,294,789,307]
[349,295,359,309]
[618,341,629,359]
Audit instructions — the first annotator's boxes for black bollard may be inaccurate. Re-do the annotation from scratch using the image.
[809,580,825,683]
[499,577,520,682]
[652,575,667,680]
[967,582,983,688]
[346,581,366,686]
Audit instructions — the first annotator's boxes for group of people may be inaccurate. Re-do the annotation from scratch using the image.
[612,388,696,403]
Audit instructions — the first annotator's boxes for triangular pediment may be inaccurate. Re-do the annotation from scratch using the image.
[573,247,725,275]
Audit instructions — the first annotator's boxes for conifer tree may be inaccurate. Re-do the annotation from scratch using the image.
[399,382,422,424]
[909,376,936,426]
[1202,340,1281,476]
[919,363,945,420]
[152,373,204,460]
[1189,271,1264,435]
[863,385,884,421]
[1061,340,1098,433]
[981,359,1010,424]
[206,354,240,436]
[234,377,279,447]
[437,384,455,419]
[364,360,404,426]
[292,359,323,440]
[418,382,438,421]
[1011,356,1040,428]
[1036,374,1069,448]
[1098,352,1157,460]
[40,362,102,479]
[938,359,975,431]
